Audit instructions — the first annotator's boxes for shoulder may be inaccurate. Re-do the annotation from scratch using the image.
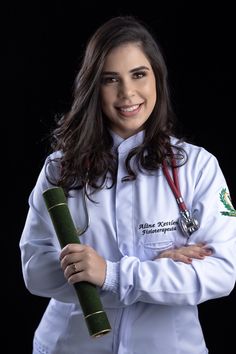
[46,150,63,160]
[43,150,63,178]
[171,136,218,165]
[45,150,63,166]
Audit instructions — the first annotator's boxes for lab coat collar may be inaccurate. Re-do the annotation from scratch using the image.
[110,130,145,154]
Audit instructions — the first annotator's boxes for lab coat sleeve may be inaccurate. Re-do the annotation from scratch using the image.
[19,155,79,304]
[103,153,236,306]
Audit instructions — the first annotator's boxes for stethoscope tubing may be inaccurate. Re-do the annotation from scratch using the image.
[162,158,199,238]
[162,159,188,212]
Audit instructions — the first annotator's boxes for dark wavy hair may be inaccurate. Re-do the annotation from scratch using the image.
[46,15,186,195]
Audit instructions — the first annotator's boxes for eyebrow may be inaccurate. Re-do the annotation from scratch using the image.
[101,65,150,76]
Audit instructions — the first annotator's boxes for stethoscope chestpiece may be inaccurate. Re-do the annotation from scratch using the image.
[178,210,199,238]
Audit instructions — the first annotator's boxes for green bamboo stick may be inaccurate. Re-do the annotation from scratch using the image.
[43,187,111,337]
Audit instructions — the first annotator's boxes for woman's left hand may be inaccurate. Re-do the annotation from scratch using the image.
[155,243,212,264]
[60,244,106,287]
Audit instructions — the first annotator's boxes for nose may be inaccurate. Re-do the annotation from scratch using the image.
[118,79,135,99]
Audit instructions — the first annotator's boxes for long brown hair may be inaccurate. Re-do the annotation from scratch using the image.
[46,15,186,195]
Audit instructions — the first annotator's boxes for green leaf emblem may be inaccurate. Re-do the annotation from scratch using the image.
[220,188,236,217]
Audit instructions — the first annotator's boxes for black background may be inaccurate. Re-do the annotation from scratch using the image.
[5,1,235,353]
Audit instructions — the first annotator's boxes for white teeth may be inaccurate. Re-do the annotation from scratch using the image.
[119,104,139,112]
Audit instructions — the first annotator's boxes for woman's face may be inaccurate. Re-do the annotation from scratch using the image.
[100,43,157,139]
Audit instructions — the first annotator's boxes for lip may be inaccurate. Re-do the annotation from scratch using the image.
[116,103,143,117]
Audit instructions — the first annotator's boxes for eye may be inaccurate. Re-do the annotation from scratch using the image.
[133,71,147,79]
[101,76,118,85]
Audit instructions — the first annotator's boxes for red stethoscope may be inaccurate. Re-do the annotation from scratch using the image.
[162,158,199,238]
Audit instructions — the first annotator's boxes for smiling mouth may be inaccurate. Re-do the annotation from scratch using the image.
[118,104,140,112]
[116,103,143,116]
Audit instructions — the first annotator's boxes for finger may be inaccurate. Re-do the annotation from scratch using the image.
[173,254,192,264]
[157,250,172,259]
[60,243,85,260]
[185,245,211,254]
[67,261,94,285]
[156,251,192,264]
[203,247,213,254]
[184,249,206,259]
[191,247,212,256]
[60,252,83,271]
[68,270,86,285]
[194,243,206,247]
[64,261,84,279]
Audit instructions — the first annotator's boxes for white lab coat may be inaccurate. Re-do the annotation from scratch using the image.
[20,131,236,354]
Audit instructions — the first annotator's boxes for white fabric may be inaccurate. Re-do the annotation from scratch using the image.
[20,131,236,354]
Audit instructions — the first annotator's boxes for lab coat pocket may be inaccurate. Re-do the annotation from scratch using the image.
[139,234,173,260]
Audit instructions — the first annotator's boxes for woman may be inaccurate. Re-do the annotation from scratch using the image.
[20,15,236,354]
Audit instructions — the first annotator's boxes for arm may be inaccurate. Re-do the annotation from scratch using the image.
[19,155,80,303]
[59,243,211,286]
[102,154,236,306]
[21,153,236,307]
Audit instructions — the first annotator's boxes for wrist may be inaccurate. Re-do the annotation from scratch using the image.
[102,260,120,293]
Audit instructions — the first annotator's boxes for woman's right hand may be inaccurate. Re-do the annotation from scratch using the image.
[155,243,212,264]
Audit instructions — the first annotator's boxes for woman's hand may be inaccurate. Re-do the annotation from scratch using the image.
[156,243,212,264]
[60,244,106,287]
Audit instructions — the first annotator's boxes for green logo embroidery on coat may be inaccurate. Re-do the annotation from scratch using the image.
[220,188,236,216]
